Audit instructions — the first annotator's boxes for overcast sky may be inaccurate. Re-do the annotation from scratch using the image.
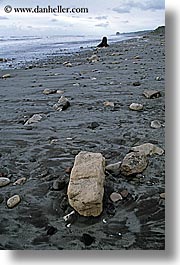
[0,0,165,36]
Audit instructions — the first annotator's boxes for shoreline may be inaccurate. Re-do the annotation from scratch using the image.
[0,31,165,250]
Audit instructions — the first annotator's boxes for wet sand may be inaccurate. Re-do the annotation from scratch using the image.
[0,32,165,250]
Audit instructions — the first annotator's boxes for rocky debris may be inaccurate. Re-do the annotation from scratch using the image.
[103,101,115,108]
[13,177,26,186]
[159,193,165,199]
[120,189,129,198]
[132,81,141,86]
[65,167,72,174]
[24,114,43,125]
[0,58,8,62]
[0,177,10,187]
[46,226,58,236]
[7,195,21,208]
[134,56,142,60]
[121,152,148,176]
[53,96,70,111]
[87,55,99,63]
[53,178,66,191]
[155,76,163,81]
[110,192,123,202]
[0,194,4,204]
[56,90,64,94]
[131,143,164,156]
[2,74,11,79]
[105,161,121,176]
[63,62,72,67]
[150,120,162,129]
[129,103,143,111]
[63,210,76,226]
[43,89,57,95]
[88,122,100,130]
[143,90,161,99]
[67,151,105,217]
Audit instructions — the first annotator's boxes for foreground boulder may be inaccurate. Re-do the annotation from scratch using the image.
[67,151,105,217]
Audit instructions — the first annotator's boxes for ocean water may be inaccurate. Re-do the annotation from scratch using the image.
[0,34,133,69]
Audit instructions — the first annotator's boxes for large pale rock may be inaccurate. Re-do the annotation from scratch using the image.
[131,143,164,156]
[67,151,105,217]
[121,152,148,176]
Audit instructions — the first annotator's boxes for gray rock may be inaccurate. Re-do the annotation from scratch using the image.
[159,193,165,199]
[105,161,121,175]
[0,177,10,187]
[133,81,141,86]
[131,143,164,156]
[87,54,99,63]
[0,194,4,203]
[53,179,66,191]
[150,120,162,129]
[143,90,161,99]
[53,96,70,111]
[13,177,26,186]
[110,192,122,202]
[103,101,115,108]
[24,114,42,125]
[129,103,143,111]
[7,195,21,208]
[2,74,11,79]
[43,89,57,95]
[121,152,148,176]
[67,151,105,216]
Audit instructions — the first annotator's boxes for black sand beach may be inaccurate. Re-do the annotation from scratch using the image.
[0,30,165,250]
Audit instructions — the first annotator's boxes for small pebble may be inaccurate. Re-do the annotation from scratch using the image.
[7,195,21,208]
[110,192,123,202]
[120,189,129,198]
[129,103,143,111]
[2,74,11,79]
[160,193,165,199]
[103,101,115,108]
[13,177,26,186]
[0,177,10,187]
[133,81,141,86]
[151,120,162,129]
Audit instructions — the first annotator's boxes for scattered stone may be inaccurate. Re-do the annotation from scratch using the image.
[7,195,21,208]
[0,177,10,187]
[56,90,64,94]
[24,114,43,125]
[131,143,164,156]
[65,167,72,174]
[0,58,8,63]
[88,122,100,130]
[87,55,99,63]
[159,193,165,199]
[103,101,115,108]
[2,74,11,79]
[120,189,129,198]
[150,120,162,129]
[46,226,58,236]
[67,151,105,217]
[155,76,162,81]
[0,194,4,203]
[132,81,141,86]
[53,179,66,191]
[53,96,70,111]
[134,56,142,60]
[63,210,76,225]
[105,161,121,176]
[129,103,143,111]
[63,62,72,67]
[110,192,122,202]
[121,152,148,176]
[81,233,95,246]
[143,90,161,99]
[43,89,57,95]
[13,177,26,186]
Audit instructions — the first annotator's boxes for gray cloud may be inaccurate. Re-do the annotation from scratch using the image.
[112,0,165,14]
[95,16,108,20]
[0,16,8,20]
[95,22,109,28]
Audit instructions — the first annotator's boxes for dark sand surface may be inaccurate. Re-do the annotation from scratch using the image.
[0,32,165,250]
